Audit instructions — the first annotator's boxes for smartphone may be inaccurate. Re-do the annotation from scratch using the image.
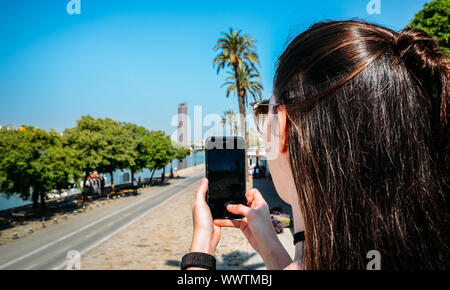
[205,136,246,220]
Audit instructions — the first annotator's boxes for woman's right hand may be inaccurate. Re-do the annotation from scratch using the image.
[213,189,284,260]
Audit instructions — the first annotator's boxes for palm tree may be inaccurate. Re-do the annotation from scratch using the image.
[223,65,263,106]
[213,28,263,148]
[221,109,237,136]
[223,65,263,145]
[233,122,239,136]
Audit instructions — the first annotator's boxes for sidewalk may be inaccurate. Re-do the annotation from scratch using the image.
[80,171,295,269]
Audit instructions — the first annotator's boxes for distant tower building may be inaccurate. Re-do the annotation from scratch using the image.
[178,102,188,146]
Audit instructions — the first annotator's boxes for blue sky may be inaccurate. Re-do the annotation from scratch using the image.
[0,0,429,141]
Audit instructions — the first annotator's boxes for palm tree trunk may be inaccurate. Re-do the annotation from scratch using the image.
[238,93,247,143]
[233,63,249,183]
[233,64,247,141]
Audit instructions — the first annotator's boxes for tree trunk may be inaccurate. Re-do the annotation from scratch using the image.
[149,169,156,185]
[170,162,174,179]
[228,116,233,136]
[131,171,135,184]
[32,190,39,211]
[110,171,115,192]
[233,63,249,183]
[82,169,89,201]
[238,91,247,144]
[233,64,247,145]
[39,191,46,212]
[161,167,166,184]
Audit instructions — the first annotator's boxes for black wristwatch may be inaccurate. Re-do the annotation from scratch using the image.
[181,252,216,270]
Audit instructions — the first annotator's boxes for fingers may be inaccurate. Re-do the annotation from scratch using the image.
[214,219,245,230]
[213,224,221,238]
[245,189,265,206]
[245,190,256,204]
[195,178,208,203]
[214,219,240,227]
[226,203,251,217]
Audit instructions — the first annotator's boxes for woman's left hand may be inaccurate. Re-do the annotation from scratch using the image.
[190,178,221,255]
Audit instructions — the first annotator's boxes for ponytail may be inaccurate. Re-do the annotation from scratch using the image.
[395,27,449,170]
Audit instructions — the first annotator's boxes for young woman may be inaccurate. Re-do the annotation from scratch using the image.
[183,20,449,270]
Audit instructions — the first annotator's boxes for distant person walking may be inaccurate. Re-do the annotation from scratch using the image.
[92,179,99,197]
[84,177,92,200]
[255,167,260,178]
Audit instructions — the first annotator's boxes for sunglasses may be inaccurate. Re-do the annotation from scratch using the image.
[251,99,279,135]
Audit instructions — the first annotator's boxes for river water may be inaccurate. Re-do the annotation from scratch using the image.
[0,150,205,211]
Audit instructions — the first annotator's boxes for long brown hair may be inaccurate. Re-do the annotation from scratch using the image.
[274,20,449,270]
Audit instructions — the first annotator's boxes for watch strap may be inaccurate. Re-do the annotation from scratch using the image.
[293,231,305,245]
[181,252,216,270]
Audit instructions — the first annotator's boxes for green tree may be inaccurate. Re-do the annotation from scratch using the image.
[96,119,137,190]
[213,28,263,147]
[0,126,81,211]
[409,0,449,55]
[64,116,137,194]
[168,141,190,178]
[124,123,154,182]
[64,116,136,196]
[173,142,191,163]
[64,116,107,199]
[145,131,174,185]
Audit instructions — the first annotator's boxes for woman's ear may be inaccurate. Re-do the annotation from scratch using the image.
[277,105,289,154]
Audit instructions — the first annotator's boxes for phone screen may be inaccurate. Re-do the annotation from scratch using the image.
[206,137,246,219]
